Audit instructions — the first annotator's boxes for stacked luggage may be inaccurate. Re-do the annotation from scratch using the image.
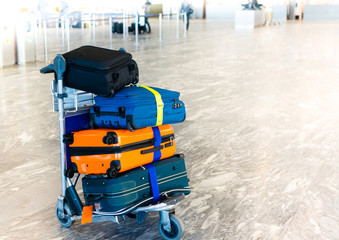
[41,45,190,240]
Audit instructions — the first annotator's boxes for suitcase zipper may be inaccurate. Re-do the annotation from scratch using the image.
[69,134,174,156]
[84,171,188,197]
[67,57,131,71]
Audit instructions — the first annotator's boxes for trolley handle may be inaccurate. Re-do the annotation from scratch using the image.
[40,54,66,80]
[40,64,55,74]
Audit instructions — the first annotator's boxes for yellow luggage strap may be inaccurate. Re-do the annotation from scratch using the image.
[138,85,164,126]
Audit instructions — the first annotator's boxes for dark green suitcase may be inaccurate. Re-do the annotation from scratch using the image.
[82,154,190,213]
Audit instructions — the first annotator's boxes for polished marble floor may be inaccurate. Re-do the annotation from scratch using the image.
[1,19,339,240]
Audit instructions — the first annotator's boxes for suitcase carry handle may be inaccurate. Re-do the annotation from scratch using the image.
[141,145,164,154]
[86,194,107,202]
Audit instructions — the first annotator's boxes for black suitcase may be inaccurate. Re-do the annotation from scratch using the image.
[82,154,191,213]
[41,46,139,97]
[113,22,123,34]
[116,23,123,34]
[63,46,139,97]
[112,22,118,33]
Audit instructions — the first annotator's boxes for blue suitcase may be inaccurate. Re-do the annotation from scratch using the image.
[90,85,186,131]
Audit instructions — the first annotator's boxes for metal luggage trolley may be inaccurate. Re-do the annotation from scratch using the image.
[41,55,187,240]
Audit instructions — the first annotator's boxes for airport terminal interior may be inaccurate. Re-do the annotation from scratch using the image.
[1,0,339,239]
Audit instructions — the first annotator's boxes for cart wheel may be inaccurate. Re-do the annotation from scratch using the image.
[55,203,75,228]
[158,215,184,240]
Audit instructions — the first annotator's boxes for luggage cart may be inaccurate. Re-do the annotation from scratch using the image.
[41,55,187,240]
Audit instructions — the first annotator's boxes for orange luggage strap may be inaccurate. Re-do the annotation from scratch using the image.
[138,85,164,126]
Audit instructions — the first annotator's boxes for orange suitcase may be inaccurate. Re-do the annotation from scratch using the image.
[63,125,175,177]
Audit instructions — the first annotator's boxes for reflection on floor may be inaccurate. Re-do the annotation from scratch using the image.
[1,19,339,240]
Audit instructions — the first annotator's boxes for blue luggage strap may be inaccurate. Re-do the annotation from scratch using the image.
[152,126,162,162]
[145,126,162,204]
[145,163,160,204]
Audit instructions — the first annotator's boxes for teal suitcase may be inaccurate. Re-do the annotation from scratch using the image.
[82,154,190,213]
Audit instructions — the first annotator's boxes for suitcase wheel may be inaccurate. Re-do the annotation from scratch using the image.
[127,122,135,132]
[158,214,184,240]
[104,136,114,145]
[109,88,115,97]
[132,77,139,84]
[107,160,121,178]
[55,202,75,228]
[126,212,137,219]
[65,164,77,178]
[107,168,118,178]
[103,132,118,145]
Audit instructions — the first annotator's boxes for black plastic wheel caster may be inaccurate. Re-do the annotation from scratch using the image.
[65,164,77,178]
[127,122,135,132]
[107,161,121,178]
[107,168,118,178]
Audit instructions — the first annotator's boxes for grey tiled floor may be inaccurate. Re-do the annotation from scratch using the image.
[1,19,339,240]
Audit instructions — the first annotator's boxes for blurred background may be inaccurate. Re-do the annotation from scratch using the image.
[2,0,338,67]
[1,1,339,239]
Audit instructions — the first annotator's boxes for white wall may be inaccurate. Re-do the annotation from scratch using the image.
[206,0,242,20]
[191,0,204,19]
[205,0,290,20]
